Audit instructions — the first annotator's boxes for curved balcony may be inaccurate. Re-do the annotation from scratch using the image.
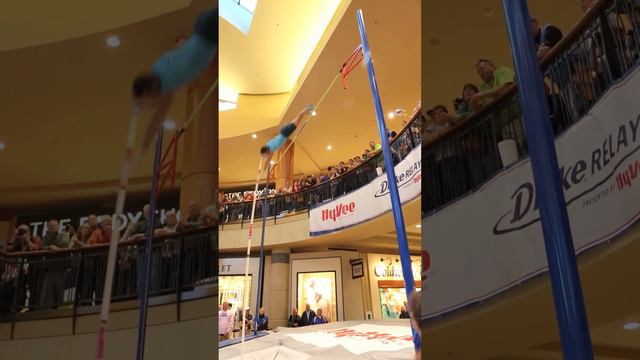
[219,110,423,227]
[0,226,217,336]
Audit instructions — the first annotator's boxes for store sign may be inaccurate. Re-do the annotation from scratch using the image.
[309,146,421,235]
[423,67,640,318]
[17,207,179,237]
[374,263,421,280]
[219,257,258,275]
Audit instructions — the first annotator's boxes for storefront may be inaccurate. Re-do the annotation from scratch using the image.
[290,256,345,322]
[366,254,421,320]
[218,257,260,312]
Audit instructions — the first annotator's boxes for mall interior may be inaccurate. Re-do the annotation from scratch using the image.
[1,0,640,359]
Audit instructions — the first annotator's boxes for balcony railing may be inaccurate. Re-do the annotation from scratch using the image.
[219,110,424,226]
[0,226,217,326]
[422,0,640,214]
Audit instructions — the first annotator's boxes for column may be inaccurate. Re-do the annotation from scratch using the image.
[179,60,218,217]
[267,247,290,328]
[275,139,294,190]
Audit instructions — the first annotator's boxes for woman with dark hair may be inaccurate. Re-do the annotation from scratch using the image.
[453,83,480,116]
[69,223,92,249]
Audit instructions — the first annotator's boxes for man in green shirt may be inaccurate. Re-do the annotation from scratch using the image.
[470,59,516,110]
[42,219,70,250]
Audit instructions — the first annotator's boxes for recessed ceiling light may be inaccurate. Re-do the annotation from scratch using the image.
[624,322,640,330]
[0,141,5,150]
[251,134,257,139]
[218,167,221,171]
[326,145,332,150]
[311,111,317,116]
[415,224,421,228]
[163,119,176,130]
[106,36,121,48]
[388,112,395,119]
[270,160,275,165]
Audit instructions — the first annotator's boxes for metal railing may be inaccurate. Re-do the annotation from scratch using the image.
[219,111,424,226]
[422,0,640,214]
[0,226,217,322]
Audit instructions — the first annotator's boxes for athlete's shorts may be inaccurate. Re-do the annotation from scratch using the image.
[280,123,297,137]
[194,8,217,45]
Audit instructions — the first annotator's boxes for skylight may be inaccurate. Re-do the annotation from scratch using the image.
[220,0,257,34]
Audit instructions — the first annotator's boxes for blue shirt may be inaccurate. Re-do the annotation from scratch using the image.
[313,316,328,325]
[254,314,269,330]
[266,134,288,153]
[152,33,216,94]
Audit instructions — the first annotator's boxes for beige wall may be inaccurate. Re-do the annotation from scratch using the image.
[0,297,217,360]
[219,213,310,250]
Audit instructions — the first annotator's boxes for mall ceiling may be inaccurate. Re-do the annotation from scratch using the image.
[0,0,212,210]
[219,0,421,187]
[0,0,420,209]
[0,0,191,51]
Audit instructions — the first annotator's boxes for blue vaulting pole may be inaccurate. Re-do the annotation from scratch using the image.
[356,9,420,351]
[502,0,593,358]
[254,162,271,335]
[135,128,163,360]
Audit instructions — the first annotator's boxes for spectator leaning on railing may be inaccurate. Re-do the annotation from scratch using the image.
[470,59,515,110]
[9,224,42,252]
[88,215,113,245]
[42,219,70,251]
[531,16,563,59]
[68,223,92,249]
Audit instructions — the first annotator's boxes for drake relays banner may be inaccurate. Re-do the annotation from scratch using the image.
[422,67,640,318]
[309,146,421,236]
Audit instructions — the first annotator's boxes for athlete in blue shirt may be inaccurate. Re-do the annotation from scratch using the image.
[132,8,217,153]
[260,105,314,170]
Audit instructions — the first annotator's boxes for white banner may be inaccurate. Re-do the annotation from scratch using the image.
[423,67,640,317]
[309,146,422,235]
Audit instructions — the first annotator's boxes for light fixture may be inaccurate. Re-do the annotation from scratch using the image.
[326,145,332,150]
[218,167,221,171]
[270,160,275,165]
[311,110,317,116]
[163,119,176,130]
[106,36,121,48]
[416,224,421,228]
[388,112,395,119]
[0,141,4,150]
[219,85,239,111]
[251,134,257,139]
[624,322,640,330]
